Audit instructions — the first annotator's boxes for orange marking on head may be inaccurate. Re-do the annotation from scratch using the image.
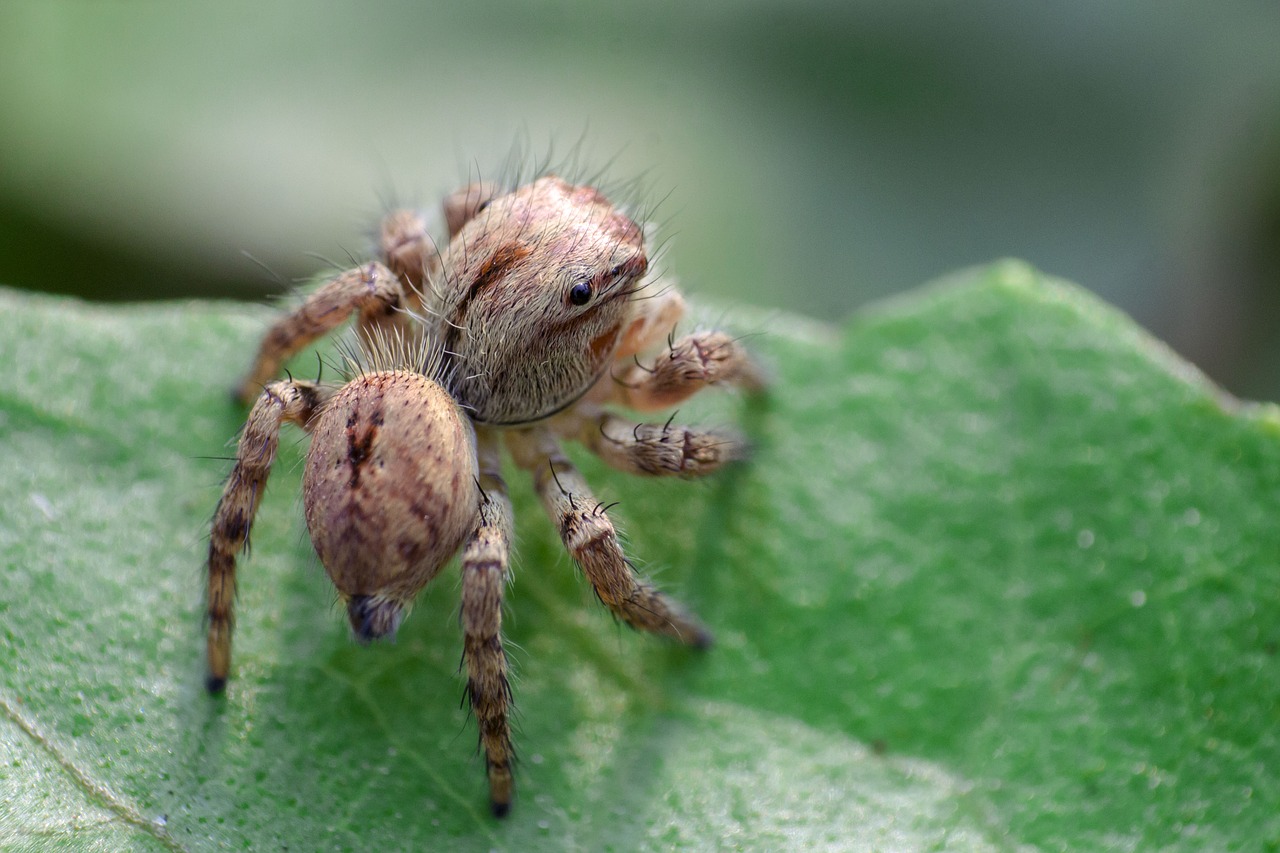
[470,242,531,300]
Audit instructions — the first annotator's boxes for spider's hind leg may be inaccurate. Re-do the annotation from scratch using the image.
[235,263,408,404]
[206,379,328,691]
[379,181,499,293]
[443,181,502,237]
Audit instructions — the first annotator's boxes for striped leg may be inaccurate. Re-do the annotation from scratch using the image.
[206,380,326,692]
[562,407,746,478]
[460,427,516,816]
[506,427,711,647]
[234,262,407,404]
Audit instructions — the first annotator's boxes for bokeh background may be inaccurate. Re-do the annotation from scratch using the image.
[2,1,1278,398]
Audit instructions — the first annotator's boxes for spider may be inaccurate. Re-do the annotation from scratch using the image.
[205,175,765,816]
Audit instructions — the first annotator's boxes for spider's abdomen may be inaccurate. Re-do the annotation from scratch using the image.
[302,370,479,632]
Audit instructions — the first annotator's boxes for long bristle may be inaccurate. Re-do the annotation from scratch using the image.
[332,325,456,389]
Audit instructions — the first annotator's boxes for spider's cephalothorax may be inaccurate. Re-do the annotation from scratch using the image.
[207,173,766,817]
[427,177,650,425]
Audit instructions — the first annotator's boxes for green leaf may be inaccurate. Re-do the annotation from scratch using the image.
[1,260,1277,851]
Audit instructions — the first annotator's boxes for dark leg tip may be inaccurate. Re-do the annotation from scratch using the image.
[205,674,227,694]
[691,629,714,651]
[491,799,511,819]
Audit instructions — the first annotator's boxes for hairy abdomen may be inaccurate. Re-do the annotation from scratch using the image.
[302,371,479,606]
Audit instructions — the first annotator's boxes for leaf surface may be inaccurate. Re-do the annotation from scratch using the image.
[1,261,1276,850]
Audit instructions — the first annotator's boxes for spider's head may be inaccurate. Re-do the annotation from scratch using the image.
[432,176,649,425]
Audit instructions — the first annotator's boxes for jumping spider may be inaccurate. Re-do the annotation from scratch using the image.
[205,175,765,816]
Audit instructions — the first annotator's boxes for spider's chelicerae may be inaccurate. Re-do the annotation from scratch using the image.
[205,175,765,816]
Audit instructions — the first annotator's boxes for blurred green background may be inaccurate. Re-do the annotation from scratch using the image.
[1,1,1278,398]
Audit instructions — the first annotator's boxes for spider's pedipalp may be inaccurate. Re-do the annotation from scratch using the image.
[610,329,767,412]
[206,379,328,692]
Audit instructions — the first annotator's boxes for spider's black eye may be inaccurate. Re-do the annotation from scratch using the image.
[568,281,593,306]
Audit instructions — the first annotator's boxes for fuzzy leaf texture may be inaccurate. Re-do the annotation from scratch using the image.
[0,260,1277,851]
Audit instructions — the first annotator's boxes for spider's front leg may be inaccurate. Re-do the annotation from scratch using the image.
[235,263,408,404]
[558,407,747,478]
[505,426,711,647]
[207,379,328,692]
[460,427,517,817]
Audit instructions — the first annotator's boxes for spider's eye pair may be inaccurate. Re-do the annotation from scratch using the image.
[569,263,628,306]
